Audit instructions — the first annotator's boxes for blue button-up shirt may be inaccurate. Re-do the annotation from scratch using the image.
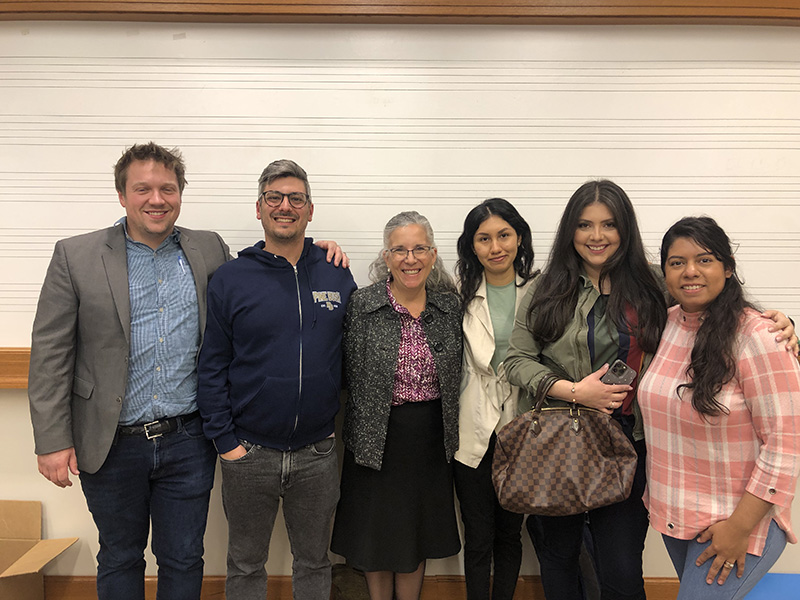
[118,220,200,425]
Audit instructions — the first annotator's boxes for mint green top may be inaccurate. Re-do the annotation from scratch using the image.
[486,280,517,375]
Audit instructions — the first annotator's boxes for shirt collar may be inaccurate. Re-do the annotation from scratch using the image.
[578,271,595,289]
[386,278,413,317]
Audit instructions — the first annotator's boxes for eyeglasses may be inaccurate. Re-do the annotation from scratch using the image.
[259,190,310,208]
[387,245,433,260]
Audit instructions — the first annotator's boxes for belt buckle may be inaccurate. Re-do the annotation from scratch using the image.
[143,420,163,440]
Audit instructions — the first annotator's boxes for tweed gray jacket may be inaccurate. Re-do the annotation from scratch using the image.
[342,280,463,470]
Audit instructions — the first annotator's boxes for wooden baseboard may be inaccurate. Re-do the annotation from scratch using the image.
[45,574,679,599]
[424,576,679,600]
[44,576,230,599]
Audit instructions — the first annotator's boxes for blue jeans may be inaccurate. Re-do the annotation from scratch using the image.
[220,437,339,600]
[663,519,787,600]
[79,414,216,600]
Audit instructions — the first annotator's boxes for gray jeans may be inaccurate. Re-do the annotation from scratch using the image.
[220,437,339,600]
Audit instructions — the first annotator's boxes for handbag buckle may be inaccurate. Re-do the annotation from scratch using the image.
[530,416,542,436]
[569,406,582,434]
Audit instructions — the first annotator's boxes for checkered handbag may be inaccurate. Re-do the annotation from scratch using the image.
[491,374,637,516]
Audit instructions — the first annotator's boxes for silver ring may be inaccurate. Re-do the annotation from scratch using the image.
[723,561,735,569]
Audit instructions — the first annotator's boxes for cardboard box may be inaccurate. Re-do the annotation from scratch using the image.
[0,500,78,600]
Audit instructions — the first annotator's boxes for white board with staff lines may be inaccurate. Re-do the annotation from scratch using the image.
[1,21,799,345]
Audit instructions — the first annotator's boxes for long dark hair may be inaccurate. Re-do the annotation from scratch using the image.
[660,216,754,417]
[456,198,538,310]
[527,180,666,353]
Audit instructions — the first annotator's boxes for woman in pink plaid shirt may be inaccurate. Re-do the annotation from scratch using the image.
[639,216,800,599]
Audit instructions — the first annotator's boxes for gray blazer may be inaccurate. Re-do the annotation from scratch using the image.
[28,224,230,474]
[342,281,462,470]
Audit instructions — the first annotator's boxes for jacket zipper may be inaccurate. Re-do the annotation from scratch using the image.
[290,264,302,447]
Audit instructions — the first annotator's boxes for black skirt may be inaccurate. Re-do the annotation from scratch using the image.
[331,399,461,572]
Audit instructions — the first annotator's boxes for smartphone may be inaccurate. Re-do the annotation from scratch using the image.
[600,359,637,386]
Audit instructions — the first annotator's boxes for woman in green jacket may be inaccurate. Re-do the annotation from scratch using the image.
[505,179,662,600]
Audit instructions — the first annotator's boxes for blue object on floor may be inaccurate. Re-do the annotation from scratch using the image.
[746,573,800,599]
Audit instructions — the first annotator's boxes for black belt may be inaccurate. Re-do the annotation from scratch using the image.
[118,411,201,440]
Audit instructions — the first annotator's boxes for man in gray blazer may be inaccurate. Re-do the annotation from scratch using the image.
[28,142,230,600]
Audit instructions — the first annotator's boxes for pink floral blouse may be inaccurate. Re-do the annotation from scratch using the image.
[386,280,441,406]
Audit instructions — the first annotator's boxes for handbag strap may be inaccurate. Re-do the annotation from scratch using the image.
[532,373,561,413]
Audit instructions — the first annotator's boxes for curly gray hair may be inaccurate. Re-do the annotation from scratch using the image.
[367,211,455,293]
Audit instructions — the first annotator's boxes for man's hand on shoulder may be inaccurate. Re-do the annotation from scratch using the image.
[315,240,350,268]
[38,447,79,488]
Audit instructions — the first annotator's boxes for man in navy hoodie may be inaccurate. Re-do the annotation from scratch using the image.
[197,159,356,600]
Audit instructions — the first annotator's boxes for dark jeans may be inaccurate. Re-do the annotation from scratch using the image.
[454,434,524,600]
[80,414,216,600]
[527,437,649,600]
[220,437,339,600]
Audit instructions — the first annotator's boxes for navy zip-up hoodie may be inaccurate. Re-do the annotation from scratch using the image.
[197,238,356,455]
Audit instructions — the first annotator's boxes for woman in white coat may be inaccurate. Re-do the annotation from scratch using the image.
[454,198,539,600]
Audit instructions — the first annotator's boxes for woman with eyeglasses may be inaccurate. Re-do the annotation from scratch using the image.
[331,211,462,600]
[452,198,539,600]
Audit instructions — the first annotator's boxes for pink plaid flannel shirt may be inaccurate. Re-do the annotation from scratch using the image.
[639,306,800,556]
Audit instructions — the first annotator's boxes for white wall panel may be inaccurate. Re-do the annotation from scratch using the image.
[1,23,798,346]
[1,20,799,578]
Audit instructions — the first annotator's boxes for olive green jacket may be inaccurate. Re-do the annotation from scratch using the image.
[504,273,656,441]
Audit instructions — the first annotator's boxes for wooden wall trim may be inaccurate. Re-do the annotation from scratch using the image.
[0,347,30,389]
[43,574,681,600]
[1,1,799,25]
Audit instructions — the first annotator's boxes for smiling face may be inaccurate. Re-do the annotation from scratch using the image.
[117,159,182,249]
[384,224,437,295]
[573,201,621,283]
[664,236,732,313]
[257,176,314,245]
[473,214,519,285]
